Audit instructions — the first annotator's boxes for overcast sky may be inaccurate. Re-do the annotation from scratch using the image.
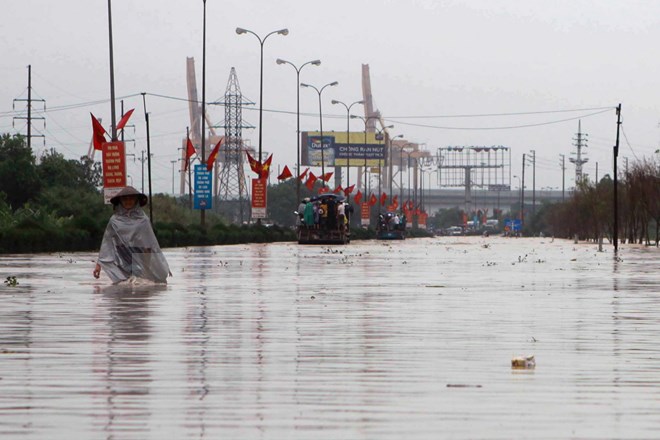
[2,0,659,195]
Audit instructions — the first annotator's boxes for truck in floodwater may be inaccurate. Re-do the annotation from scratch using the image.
[376,212,406,240]
[296,194,351,245]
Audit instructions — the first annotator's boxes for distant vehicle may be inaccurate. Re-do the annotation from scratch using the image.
[446,226,464,236]
[296,194,350,245]
[376,212,406,240]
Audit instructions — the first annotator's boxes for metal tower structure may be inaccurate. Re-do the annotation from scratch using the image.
[215,67,253,223]
[569,120,588,184]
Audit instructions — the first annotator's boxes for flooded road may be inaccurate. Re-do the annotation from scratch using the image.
[1,236,659,439]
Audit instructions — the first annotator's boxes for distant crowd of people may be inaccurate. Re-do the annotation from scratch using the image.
[297,197,352,232]
[378,212,406,232]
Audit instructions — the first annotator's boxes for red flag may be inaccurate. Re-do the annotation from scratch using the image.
[298,167,309,180]
[369,193,378,206]
[90,113,107,151]
[184,137,196,171]
[260,154,273,178]
[333,185,343,194]
[320,171,333,182]
[380,192,388,206]
[343,184,355,196]
[246,151,261,175]
[116,108,135,131]
[354,190,363,205]
[277,165,293,180]
[206,138,224,171]
[305,172,318,190]
[318,186,329,194]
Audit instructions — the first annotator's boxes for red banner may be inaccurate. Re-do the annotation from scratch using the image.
[251,178,267,219]
[102,141,127,188]
[360,202,371,227]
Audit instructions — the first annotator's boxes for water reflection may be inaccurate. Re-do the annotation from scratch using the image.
[0,238,658,438]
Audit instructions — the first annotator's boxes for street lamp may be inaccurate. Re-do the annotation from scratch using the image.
[401,145,415,207]
[375,125,394,205]
[399,143,415,208]
[388,134,404,203]
[513,174,522,222]
[331,99,364,200]
[236,27,288,162]
[276,58,321,203]
[350,114,381,196]
[300,81,338,187]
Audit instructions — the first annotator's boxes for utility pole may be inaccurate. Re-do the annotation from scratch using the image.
[529,149,536,220]
[595,161,599,183]
[559,154,566,201]
[13,65,46,150]
[613,104,621,253]
[521,153,526,227]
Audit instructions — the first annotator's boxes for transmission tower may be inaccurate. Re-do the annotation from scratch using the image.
[13,65,46,151]
[215,68,254,223]
[569,120,588,184]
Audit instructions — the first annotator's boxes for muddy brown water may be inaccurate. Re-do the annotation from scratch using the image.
[1,237,658,439]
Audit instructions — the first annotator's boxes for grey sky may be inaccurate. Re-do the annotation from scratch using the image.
[2,0,659,195]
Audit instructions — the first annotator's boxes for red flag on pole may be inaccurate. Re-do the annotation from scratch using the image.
[246,151,261,175]
[305,172,318,190]
[343,184,355,196]
[90,113,107,151]
[320,171,333,182]
[298,167,309,180]
[380,192,388,206]
[318,186,329,194]
[333,185,343,194]
[116,108,135,131]
[206,138,224,171]
[260,154,273,178]
[277,165,293,180]
[184,137,196,171]
[354,190,363,205]
[392,195,399,209]
[369,193,378,206]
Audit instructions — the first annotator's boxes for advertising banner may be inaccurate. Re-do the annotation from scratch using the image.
[251,178,267,219]
[102,141,127,204]
[194,164,212,210]
[360,202,370,226]
[301,132,387,168]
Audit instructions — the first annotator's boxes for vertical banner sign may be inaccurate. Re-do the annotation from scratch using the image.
[194,164,212,210]
[102,141,127,204]
[251,178,267,219]
[360,202,370,227]
[418,212,427,229]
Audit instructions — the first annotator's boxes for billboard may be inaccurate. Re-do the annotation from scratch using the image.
[194,164,212,210]
[101,141,127,204]
[301,132,387,168]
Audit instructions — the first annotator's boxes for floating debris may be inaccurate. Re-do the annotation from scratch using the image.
[4,276,18,287]
[446,384,482,388]
[511,355,536,369]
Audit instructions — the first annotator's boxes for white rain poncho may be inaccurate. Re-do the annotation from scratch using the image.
[97,204,170,284]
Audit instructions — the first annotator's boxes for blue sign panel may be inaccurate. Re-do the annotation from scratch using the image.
[504,218,522,232]
[194,164,212,210]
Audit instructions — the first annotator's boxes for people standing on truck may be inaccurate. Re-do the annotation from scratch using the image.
[319,199,329,228]
[313,201,320,227]
[337,201,346,231]
[304,198,314,227]
[297,198,307,226]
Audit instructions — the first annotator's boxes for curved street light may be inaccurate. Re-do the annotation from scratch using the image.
[350,114,381,196]
[374,125,394,205]
[276,58,321,203]
[300,81,338,187]
[331,99,363,201]
[236,27,288,162]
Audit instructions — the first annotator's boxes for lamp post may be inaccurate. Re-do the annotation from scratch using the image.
[301,81,338,187]
[399,143,414,208]
[401,146,415,206]
[374,125,394,207]
[350,114,380,196]
[236,27,288,162]
[276,58,321,203]
[331,99,364,200]
[388,134,404,204]
[513,174,522,224]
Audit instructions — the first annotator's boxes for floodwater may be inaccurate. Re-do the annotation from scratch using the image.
[0,236,659,439]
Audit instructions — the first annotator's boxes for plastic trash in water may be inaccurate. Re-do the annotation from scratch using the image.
[511,355,535,369]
